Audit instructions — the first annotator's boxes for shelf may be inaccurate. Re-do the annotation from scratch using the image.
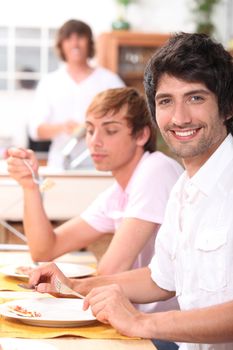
[96,31,172,156]
[97,31,170,93]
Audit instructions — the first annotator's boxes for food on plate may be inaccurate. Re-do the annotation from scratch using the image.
[40,178,55,192]
[15,266,34,275]
[8,305,41,318]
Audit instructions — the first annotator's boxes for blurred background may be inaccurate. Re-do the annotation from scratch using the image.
[0,0,232,157]
[0,0,233,247]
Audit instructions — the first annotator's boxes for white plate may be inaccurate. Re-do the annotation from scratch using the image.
[0,297,96,327]
[0,262,96,280]
[55,262,96,278]
[0,338,57,350]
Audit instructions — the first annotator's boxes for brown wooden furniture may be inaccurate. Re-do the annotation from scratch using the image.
[96,31,170,92]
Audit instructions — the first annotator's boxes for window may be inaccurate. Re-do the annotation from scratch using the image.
[0,26,59,91]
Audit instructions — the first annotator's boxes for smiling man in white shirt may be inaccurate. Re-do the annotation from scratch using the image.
[28,33,233,350]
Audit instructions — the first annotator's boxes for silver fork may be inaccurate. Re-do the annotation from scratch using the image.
[23,159,42,185]
[54,276,84,299]
[23,159,54,192]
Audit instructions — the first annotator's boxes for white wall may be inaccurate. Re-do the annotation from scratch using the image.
[0,0,230,43]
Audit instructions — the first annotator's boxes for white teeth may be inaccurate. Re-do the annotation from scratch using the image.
[175,130,196,137]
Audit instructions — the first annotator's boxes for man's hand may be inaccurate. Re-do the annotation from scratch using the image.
[6,147,39,189]
[83,284,145,337]
[29,262,72,295]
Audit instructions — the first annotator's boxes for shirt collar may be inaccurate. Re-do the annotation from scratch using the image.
[189,134,233,196]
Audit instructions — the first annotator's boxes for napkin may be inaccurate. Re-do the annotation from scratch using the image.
[0,274,24,291]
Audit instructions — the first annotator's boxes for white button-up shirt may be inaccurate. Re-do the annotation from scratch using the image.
[150,134,233,350]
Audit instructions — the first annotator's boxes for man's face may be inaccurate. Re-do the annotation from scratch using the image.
[155,74,227,166]
[85,110,144,175]
[61,33,89,63]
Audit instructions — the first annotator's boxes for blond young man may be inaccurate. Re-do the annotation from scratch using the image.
[7,87,183,317]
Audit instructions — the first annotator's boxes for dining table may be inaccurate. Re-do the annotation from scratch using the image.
[0,245,156,350]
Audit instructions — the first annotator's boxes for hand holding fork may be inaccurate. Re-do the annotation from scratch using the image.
[23,159,54,192]
[18,276,84,299]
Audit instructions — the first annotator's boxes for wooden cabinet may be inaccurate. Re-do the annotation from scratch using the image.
[96,31,170,92]
[96,31,177,158]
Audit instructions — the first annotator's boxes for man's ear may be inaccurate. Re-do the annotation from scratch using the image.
[136,126,150,146]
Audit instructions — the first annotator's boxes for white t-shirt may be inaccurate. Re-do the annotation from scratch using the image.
[29,65,125,168]
[81,151,184,313]
[150,134,233,350]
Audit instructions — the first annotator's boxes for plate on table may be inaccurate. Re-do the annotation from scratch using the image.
[0,262,96,280]
[0,297,96,327]
[0,338,57,350]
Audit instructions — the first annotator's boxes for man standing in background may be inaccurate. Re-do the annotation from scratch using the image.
[28,19,124,169]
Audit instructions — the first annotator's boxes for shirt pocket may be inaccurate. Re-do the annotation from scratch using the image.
[195,228,227,292]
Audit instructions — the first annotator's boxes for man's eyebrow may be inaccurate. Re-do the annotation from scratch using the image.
[86,120,123,126]
[155,93,171,101]
[155,89,211,100]
[183,89,211,97]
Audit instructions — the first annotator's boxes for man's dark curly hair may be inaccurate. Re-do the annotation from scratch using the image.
[144,32,233,135]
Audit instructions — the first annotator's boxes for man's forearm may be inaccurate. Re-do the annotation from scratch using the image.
[23,188,55,261]
[139,300,233,343]
[72,267,174,303]
[37,123,64,140]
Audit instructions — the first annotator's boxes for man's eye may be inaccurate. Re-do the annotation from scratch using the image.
[86,129,94,135]
[189,95,204,103]
[106,129,118,135]
[157,98,171,106]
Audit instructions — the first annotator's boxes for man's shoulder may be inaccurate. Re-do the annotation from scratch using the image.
[37,66,65,87]
[94,66,116,77]
[126,151,183,195]
[93,67,125,85]
[95,180,120,200]
[140,151,183,172]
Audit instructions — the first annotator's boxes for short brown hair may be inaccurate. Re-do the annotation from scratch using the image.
[56,19,95,61]
[86,87,156,152]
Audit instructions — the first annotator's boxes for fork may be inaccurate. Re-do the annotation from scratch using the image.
[23,159,54,192]
[23,159,42,186]
[54,276,84,299]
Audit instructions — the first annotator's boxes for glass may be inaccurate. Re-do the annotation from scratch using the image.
[0,46,7,71]
[119,47,157,75]
[15,27,40,39]
[119,47,143,74]
[48,47,59,72]
[15,46,40,72]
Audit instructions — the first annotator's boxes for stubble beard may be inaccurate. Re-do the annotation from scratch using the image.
[161,132,216,159]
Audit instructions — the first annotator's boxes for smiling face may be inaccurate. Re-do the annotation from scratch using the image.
[155,74,228,171]
[85,109,147,182]
[61,33,89,64]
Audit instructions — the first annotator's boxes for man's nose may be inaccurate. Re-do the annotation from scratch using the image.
[89,131,103,147]
[171,103,192,126]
